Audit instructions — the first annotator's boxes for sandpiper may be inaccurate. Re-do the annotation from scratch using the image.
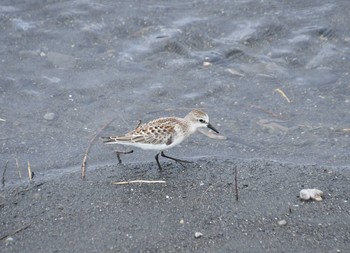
[101,109,219,170]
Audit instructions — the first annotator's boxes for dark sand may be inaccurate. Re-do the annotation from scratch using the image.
[1,0,350,252]
[1,159,349,252]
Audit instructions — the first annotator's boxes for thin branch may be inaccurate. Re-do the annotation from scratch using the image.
[234,166,239,201]
[81,118,115,179]
[15,158,21,179]
[2,160,9,187]
[0,224,31,241]
[27,161,33,181]
[112,180,166,185]
[274,88,291,103]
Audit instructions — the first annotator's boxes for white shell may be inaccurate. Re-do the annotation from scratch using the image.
[300,189,324,201]
[194,232,203,238]
[278,220,287,226]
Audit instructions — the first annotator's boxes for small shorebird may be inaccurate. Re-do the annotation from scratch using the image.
[101,109,219,170]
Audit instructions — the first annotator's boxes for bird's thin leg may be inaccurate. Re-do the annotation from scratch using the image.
[155,152,163,170]
[160,151,193,168]
[115,150,134,164]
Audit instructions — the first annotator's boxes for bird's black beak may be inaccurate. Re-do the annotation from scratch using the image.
[207,123,219,134]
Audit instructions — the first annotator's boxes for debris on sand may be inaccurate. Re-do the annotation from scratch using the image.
[43,112,55,121]
[300,189,323,201]
[278,220,287,226]
[194,232,203,238]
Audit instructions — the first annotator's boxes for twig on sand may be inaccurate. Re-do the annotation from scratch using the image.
[2,160,9,187]
[81,118,115,179]
[112,180,166,185]
[234,166,239,201]
[274,88,291,103]
[15,158,21,179]
[0,224,31,241]
[27,161,33,181]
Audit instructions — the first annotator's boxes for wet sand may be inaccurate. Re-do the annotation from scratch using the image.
[1,0,350,252]
[1,158,349,252]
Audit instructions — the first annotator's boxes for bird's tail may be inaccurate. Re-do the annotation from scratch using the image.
[100,136,131,144]
[100,136,118,144]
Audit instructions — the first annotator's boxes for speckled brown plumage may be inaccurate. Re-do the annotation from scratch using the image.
[101,109,219,170]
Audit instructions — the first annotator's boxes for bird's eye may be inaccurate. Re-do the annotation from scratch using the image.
[199,119,205,123]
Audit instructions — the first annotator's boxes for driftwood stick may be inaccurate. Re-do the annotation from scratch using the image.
[15,158,21,179]
[234,166,239,201]
[81,118,114,179]
[112,180,166,185]
[0,224,31,241]
[27,161,33,181]
[274,88,291,103]
[2,160,9,187]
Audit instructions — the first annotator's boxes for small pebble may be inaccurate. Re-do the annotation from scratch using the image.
[5,237,15,245]
[43,112,55,121]
[194,232,203,238]
[203,61,212,67]
[278,220,287,226]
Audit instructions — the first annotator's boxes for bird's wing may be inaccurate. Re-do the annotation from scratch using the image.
[102,117,180,146]
[125,118,178,145]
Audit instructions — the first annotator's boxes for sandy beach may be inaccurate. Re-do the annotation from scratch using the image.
[1,158,349,252]
[1,0,350,252]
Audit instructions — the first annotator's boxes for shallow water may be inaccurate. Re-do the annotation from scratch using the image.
[1,0,349,184]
